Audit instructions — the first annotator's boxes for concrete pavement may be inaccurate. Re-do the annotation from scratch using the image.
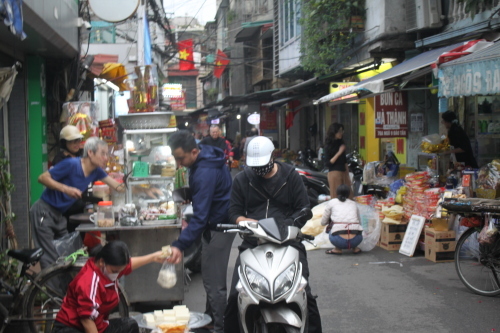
[183,237,499,332]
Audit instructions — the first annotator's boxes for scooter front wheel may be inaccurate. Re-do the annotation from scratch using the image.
[254,317,301,333]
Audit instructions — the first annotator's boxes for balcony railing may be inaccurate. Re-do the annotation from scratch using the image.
[448,0,500,24]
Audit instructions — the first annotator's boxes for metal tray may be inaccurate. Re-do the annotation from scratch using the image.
[141,219,177,226]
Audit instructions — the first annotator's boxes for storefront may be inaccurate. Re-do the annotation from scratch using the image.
[439,41,500,168]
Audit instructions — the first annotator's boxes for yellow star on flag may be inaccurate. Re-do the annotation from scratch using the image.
[179,49,189,60]
[215,61,222,67]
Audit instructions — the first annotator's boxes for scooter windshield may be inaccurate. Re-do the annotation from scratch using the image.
[258,217,289,242]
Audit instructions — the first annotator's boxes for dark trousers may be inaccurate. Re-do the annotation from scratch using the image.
[224,240,322,333]
[52,318,138,333]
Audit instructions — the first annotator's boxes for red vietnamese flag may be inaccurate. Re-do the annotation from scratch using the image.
[178,39,195,71]
[214,49,230,78]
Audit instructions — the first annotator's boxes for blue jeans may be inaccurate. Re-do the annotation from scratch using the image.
[329,234,363,249]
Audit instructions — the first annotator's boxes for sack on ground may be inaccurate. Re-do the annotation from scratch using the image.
[157,261,177,289]
[301,201,329,236]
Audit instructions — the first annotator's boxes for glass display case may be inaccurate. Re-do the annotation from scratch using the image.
[465,96,500,167]
[123,128,179,224]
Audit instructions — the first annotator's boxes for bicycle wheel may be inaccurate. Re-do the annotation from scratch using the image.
[455,227,500,296]
[23,264,129,333]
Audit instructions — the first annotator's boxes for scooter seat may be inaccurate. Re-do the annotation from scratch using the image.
[8,248,44,264]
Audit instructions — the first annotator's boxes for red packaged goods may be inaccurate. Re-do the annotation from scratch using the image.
[99,119,115,127]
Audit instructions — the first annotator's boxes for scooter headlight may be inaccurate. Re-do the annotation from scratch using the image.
[273,263,296,299]
[245,266,271,299]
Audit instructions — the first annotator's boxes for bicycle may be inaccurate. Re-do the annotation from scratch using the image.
[0,247,129,333]
[442,197,500,296]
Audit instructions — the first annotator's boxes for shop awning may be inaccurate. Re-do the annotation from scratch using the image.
[314,42,464,104]
[235,20,273,43]
[439,41,500,98]
[262,96,295,107]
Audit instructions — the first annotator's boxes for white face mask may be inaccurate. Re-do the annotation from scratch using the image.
[103,265,119,281]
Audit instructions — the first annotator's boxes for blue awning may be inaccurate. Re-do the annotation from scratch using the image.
[439,42,500,98]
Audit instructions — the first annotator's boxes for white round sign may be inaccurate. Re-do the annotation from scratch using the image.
[89,0,140,23]
[247,113,260,125]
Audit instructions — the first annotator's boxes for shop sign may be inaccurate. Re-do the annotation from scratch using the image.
[162,83,183,98]
[260,103,277,131]
[375,91,408,138]
[247,113,260,125]
[328,82,359,104]
[439,59,500,98]
[170,90,186,111]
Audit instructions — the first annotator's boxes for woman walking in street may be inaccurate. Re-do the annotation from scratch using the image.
[324,123,352,199]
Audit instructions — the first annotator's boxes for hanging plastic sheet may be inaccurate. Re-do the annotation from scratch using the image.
[0,64,17,109]
[0,0,27,40]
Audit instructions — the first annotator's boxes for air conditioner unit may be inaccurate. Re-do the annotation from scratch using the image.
[406,0,443,32]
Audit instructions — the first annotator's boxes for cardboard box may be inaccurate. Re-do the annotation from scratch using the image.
[380,222,407,242]
[378,222,408,251]
[431,218,449,231]
[425,228,456,262]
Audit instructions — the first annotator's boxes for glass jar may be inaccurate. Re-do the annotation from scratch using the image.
[111,181,126,214]
[93,181,110,201]
[96,201,115,227]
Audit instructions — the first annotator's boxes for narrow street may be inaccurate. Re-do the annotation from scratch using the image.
[183,237,499,332]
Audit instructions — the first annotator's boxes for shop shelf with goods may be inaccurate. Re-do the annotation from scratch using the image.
[465,95,500,167]
[123,128,179,221]
[114,127,184,304]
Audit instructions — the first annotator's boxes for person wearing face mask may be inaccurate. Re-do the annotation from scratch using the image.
[224,136,323,333]
[53,240,165,333]
[166,130,234,333]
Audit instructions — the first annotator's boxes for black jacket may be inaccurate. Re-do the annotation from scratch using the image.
[229,161,310,228]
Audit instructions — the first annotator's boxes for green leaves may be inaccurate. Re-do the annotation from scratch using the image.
[300,0,365,75]
[456,0,495,20]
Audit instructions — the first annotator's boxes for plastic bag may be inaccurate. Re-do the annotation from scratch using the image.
[357,203,381,252]
[157,262,177,289]
[53,231,82,257]
[478,219,497,245]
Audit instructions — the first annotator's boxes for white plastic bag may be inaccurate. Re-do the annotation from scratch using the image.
[157,262,177,289]
[357,203,381,252]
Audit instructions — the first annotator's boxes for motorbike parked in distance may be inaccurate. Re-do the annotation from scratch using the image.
[217,209,315,333]
[295,167,330,207]
[347,149,364,197]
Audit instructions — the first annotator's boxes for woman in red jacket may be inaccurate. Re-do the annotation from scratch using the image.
[52,241,165,333]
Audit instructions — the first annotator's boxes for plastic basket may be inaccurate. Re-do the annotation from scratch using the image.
[118,112,173,129]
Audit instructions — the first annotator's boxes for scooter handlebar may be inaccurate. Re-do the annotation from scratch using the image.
[301,233,315,241]
[216,224,242,230]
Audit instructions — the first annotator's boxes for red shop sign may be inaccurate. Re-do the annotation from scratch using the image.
[375,91,408,138]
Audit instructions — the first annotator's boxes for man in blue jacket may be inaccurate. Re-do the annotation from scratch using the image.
[167,130,234,333]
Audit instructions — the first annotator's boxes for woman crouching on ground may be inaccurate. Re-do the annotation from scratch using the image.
[321,184,363,255]
[52,241,165,333]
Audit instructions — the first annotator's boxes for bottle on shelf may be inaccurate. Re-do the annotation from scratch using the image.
[488,120,495,134]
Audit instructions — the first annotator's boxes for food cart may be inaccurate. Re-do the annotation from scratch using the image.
[78,118,185,304]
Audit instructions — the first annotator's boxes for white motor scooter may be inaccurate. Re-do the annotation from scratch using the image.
[218,209,315,333]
